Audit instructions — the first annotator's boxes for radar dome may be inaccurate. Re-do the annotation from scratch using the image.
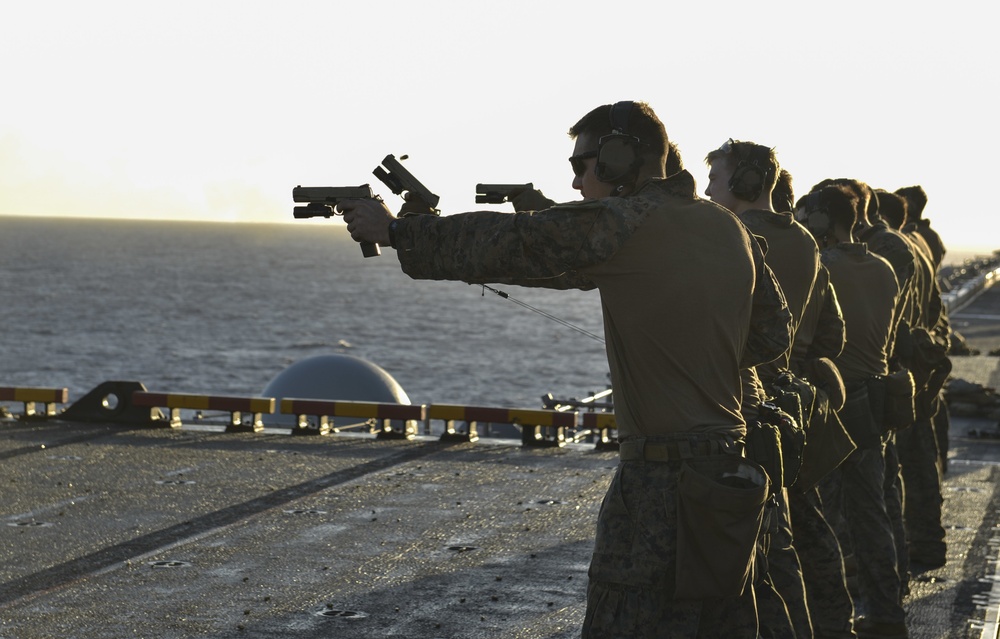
[262,355,410,425]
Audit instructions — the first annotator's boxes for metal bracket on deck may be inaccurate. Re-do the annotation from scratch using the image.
[58,381,164,425]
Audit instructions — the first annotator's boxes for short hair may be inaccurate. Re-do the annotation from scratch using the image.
[874,189,908,229]
[810,178,871,225]
[894,185,928,220]
[797,184,858,234]
[666,140,684,175]
[772,169,794,212]
[569,101,668,167]
[704,139,779,194]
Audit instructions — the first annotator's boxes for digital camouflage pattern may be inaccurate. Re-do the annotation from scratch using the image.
[828,446,907,625]
[583,454,762,638]
[759,489,813,639]
[789,486,857,638]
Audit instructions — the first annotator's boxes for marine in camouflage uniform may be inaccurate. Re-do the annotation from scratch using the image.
[856,213,915,598]
[798,184,907,639]
[788,262,859,639]
[344,102,792,638]
[705,142,820,639]
[881,188,950,569]
[818,179,918,599]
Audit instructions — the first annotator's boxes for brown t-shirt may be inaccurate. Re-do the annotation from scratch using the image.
[579,195,763,437]
[822,243,899,385]
[738,209,820,380]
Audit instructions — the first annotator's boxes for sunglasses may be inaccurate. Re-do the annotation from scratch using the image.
[569,150,597,177]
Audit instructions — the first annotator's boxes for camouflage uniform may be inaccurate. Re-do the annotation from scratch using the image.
[392,170,792,638]
[882,434,909,597]
[788,265,857,639]
[822,243,907,630]
[789,486,857,638]
[896,227,950,567]
[584,446,763,638]
[858,222,920,585]
[738,208,820,639]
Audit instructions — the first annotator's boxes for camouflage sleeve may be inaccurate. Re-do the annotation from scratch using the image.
[807,266,846,360]
[391,196,650,288]
[741,234,793,369]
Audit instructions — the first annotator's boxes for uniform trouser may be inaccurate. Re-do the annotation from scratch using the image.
[836,445,907,625]
[583,455,760,638]
[763,488,814,639]
[756,571,796,639]
[756,496,797,639]
[789,485,856,639]
[896,410,947,564]
[882,436,910,595]
[933,393,950,473]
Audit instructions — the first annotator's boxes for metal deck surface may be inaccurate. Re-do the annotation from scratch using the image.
[3,290,1000,638]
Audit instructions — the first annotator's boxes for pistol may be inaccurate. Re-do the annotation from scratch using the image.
[292,184,382,257]
[475,183,534,204]
[373,154,441,214]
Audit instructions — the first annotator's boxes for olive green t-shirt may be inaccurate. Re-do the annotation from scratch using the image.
[822,243,899,385]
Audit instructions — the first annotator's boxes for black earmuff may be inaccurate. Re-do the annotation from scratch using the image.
[728,143,772,202]
[798,192,833,238]
[807,210,832,237]
[594,101,645,184]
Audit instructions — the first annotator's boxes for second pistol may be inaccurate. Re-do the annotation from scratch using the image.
[475,183,534,204]
[292,184,382,257]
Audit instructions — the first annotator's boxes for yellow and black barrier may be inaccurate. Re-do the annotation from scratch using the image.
[280,398,426,439]
[132,391,275,432]
[581,412,619,450]
[426,404,578,446]
[0,386,69,419]
[3,381,618,450]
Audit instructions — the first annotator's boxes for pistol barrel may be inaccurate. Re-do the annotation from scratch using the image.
[475,183,534,204]
[292,184,374,203]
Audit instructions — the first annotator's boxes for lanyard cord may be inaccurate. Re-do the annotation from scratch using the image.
[479,284,606,345]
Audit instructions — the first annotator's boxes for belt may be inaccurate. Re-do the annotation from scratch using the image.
[618,437,738,462]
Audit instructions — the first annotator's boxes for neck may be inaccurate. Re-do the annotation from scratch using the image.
[833,227,853,244]
[733,198,774,216]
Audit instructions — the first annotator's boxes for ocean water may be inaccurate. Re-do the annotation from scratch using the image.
[0,216,609,409]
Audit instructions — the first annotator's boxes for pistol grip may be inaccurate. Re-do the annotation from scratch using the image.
[361,242,381,258]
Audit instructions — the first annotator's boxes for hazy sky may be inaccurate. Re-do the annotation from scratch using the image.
[2,1,996,261]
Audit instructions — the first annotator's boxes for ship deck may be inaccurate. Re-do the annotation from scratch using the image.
[3,286,1000,638]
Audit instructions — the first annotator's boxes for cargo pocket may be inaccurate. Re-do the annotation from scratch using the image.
[674,457,769,600]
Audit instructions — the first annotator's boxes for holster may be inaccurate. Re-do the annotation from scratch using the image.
[794,390,855,492]
[880,368,916,430]
[744,419,783,491]
[840,383,881,449]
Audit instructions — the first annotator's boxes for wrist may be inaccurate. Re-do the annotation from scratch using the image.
[387,218,401,248]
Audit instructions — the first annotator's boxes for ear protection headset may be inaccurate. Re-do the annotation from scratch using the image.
[797,191,833,238]
[727,141,774,202]
[594,101,646,183]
